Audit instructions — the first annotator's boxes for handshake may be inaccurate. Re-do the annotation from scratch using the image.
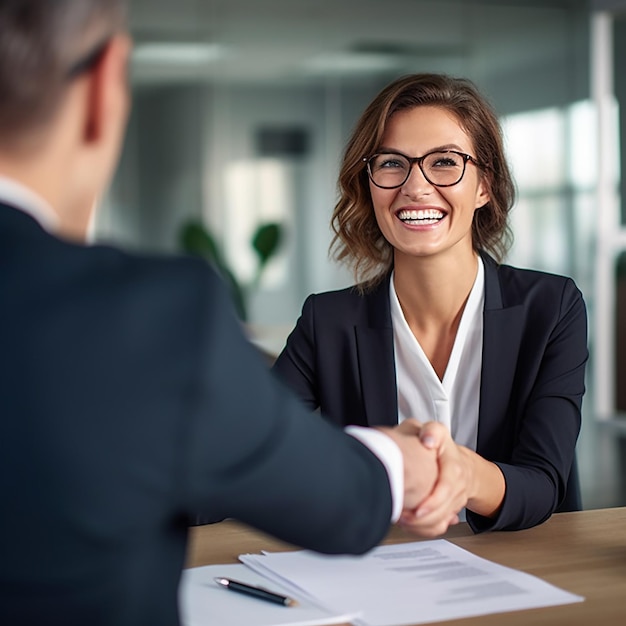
[378,419,471,538]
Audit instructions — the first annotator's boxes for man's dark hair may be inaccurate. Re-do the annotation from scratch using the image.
[0,0,126,144]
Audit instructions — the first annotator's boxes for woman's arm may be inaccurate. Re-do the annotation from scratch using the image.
[480,279,588,532]
[400,278,588,536]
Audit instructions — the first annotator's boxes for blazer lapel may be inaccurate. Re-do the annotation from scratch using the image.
[478,253,525,452]
[351,258,526,435]
[355,277,399,427]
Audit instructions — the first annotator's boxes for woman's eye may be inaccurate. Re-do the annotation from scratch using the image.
[379,158,404,169]
[432,157,458,168]
[429,152,463,168]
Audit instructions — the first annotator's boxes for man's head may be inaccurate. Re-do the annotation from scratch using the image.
[0,0,130,239]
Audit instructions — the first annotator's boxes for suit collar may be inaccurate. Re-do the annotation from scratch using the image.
[355,276,398,426]
[0,177,58,233]
[355,254,525,438]
[480,250,504,310]
[367,254,502,319]
[476,251,525,453]
[362,276,393,328]
[0,200,50,237]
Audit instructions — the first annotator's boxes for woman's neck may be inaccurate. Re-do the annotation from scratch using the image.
[392,250,479,332]
[392,249,479,380]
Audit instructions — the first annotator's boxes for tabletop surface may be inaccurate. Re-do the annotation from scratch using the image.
[185,507,626,625]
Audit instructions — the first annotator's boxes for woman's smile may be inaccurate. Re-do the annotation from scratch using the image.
[395,207,447,227]
[370,105,489,260]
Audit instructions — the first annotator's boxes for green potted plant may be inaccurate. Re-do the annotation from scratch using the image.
[179,219,283,322]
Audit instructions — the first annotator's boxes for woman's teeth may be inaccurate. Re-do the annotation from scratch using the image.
[397,209,444,225]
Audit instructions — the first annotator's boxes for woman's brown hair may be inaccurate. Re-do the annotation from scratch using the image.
[330,73,515,289]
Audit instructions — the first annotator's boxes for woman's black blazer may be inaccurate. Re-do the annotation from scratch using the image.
[274,252,588,532]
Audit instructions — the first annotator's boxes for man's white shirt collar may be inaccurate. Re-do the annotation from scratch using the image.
[0,176,59,233]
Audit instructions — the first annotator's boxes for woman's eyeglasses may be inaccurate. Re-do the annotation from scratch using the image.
[363,149,483,189]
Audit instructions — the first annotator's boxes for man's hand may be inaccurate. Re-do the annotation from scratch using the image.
[376,419,438,512]
[398,421,470,537]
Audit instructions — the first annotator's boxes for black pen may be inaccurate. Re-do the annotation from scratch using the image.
[213,577,299,607]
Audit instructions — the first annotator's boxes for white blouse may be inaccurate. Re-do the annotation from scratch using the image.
[390,255,485,453]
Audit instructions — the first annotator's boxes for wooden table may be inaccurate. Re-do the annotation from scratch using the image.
[186,507,626,625]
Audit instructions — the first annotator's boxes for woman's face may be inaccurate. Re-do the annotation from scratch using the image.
[369,105,489,263]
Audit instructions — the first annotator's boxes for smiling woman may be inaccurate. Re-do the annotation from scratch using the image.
[330,74,514,290]
[366,105,490,273]
[272,72,589,538]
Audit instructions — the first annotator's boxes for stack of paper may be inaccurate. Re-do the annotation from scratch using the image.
[239,540,584,626]
[179,562,360,626]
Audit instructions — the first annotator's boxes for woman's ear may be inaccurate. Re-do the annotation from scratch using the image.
[474,176,491,210]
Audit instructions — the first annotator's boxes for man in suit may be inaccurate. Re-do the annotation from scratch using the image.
[0,2,441,625]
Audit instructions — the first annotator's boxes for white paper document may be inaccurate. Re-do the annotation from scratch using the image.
[179,562,361,626]
[240,540,584,626]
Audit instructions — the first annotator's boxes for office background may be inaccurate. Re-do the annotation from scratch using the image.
[96,0,626,510]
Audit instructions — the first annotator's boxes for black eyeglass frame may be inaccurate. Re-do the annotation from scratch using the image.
[362,149,484,189]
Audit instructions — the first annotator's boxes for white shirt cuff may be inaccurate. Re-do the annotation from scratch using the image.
[345,426,403,523]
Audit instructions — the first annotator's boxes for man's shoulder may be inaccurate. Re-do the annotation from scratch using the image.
[4,215,231,336]
[80,244,234,329]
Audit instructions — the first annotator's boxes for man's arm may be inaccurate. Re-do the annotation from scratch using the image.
[178,265,411,554]
[346,422,438,522]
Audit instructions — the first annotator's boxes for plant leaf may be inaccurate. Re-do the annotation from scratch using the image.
[179,220,247,320]
[252,222,282,267]
[179,220,222,266]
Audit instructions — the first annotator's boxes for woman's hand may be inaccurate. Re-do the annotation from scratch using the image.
[398,421,506,537]
[398,421,469,537]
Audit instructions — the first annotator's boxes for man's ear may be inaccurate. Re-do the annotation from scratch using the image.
[83,35,131,144]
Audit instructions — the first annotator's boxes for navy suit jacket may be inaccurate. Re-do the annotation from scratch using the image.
[274,252,588,533]
[0,202,394,626]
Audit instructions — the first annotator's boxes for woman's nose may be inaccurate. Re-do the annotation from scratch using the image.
[400,163,435,198]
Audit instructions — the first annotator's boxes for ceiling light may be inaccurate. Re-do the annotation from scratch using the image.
[132,42,227,66]
[303,52,401,75]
